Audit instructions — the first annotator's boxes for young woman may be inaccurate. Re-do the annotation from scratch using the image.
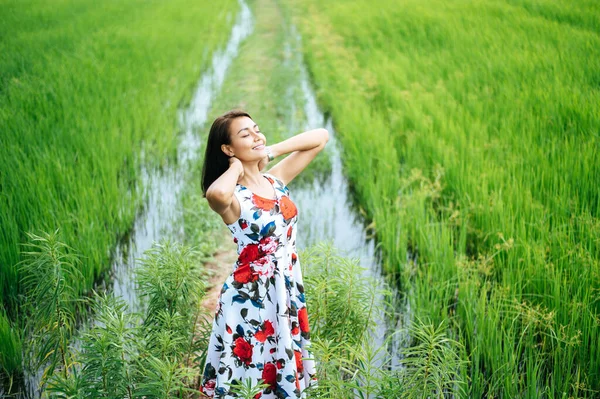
[199,110,328,398]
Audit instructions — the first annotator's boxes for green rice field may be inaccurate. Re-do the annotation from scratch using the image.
[2,0,600,397]
[0,0,237,376]
[285,0,600,396]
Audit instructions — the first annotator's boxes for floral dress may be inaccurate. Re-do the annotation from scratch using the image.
[200,173,317,398]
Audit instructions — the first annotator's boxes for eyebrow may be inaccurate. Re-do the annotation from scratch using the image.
[236,124,258,135]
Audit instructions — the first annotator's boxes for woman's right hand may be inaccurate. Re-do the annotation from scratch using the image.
[229,156,244,182]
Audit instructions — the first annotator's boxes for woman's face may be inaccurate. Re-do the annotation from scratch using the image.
[222,116,267,162]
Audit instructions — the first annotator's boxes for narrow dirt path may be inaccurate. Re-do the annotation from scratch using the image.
[200,243,237,314]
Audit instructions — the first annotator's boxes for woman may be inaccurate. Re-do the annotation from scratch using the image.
[199,110,328,398]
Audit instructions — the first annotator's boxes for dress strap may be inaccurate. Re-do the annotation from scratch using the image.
[263,173,289,196]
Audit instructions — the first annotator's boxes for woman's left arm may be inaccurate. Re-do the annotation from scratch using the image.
[266,128,329,185]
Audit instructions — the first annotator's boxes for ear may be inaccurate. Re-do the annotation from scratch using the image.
[221,144,234,157]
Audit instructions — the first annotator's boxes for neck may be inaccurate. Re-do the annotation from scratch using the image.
[239,162,263,186]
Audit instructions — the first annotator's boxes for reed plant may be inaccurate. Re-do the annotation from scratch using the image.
[18,230,83,382]
[39,239,209,398]
[284,0,600,395]
[300,243,466,398]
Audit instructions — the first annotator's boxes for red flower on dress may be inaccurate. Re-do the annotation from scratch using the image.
[239,244,260,264]
[254,320,275,343]
[232,337,253,365]
[233,263,258,284]
[258,236,278,255]
[276,358,285,369]
[226,324,232,334]
[201,378,216,396]
[252,194,277,211]
[298,307,310,333]
[291,323,299,336]
[262,362,277,389]
[287,225,293,240]
[264,320,275,335]
[294,350,304,374]
[279,196,297,220]
[254,393,262,399]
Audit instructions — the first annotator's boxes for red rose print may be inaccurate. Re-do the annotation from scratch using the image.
[252,194,277,211]
[254,393,262,399]
[263,320,274,336]
[298,307,310,333]
[254,330,267,343]
[276,358,285,369]
[233,263,258,284]
[232,337,253,365]
[291,324,299,336]
[291,252,297,265]
[262,362,277,389]
[279,196,297,220]
[201,378,216,396]
[240,219,248,229]
[239,244,260,264]
[255,320,275,343]
[294,350,304,374]
[258,236,278,255]
[287,226,293,240]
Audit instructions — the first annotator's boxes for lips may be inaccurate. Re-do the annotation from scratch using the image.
[253,144,265,150]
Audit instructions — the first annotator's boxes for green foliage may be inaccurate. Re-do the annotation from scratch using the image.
[228,377,269,399]
[76,294,136,398]
[1,0,238,373]
[302,244,466,398]
[18,230,82,381]
[42,240,209,398]
[0,308,22,382]
[400,319,466,398]
[302,243,382,346]
[285,0,600,395]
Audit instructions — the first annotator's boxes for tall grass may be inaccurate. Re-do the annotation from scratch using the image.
[0,0,238,374]
[18,236,209,398]
[301,243,466,398]
[284,0,600,395]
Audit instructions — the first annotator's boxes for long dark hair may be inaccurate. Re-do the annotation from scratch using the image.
[201,110,252,195]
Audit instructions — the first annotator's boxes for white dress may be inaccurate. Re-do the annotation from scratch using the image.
[200,173,317,398]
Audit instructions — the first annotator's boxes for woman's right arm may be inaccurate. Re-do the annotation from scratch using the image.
[205,158,243,221]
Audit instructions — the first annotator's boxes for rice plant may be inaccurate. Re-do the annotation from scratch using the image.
[285,0,600,394]
[1,0,238,374]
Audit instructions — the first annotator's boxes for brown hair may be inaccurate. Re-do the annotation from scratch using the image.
[201,110,252,195]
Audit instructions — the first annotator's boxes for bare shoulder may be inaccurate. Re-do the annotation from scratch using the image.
[206,186,241,224]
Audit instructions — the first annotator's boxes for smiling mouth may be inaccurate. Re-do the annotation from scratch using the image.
[253,144,265,150]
